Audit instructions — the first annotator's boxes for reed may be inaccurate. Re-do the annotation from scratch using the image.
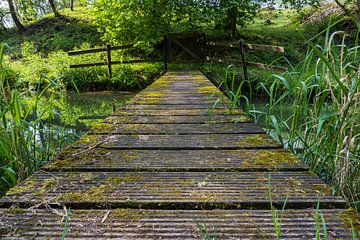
[249,19,360,211]
[0,43,70,195]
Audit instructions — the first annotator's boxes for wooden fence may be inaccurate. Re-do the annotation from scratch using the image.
[68,35,286,79]
[68,44,162,78]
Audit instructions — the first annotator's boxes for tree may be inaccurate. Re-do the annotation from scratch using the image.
[7,0,25,32]
[95,0,261,49]
[48,0,60,17]
[216,0,260,39]
[282,0,360,21]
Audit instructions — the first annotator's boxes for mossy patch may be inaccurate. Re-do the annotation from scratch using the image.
[238,134,276,147]
[241,150,299,168]
[340,208,360,234]
[37,178,58,195]
[197,86,219,94]
[141,92,165,98]
[127,98,161,105]
[231,116,251,123]
[74,134,101,145]
[90,123,115,133]
[6,180,37,195]
[109,209,149,223]
[57,173,145,202]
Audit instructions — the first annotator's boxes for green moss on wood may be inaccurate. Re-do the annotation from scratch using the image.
[238,134,275,147]
[6,180,37,195]
[340,208,360,234]
[241,150,299,168]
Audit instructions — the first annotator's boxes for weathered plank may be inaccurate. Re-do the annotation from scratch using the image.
[88,123,265,135]
[119,104,237,110]
[43,149,307,172]
[127,98,230,105]
[0,208,358,239]
[0,171,344,209]
[72,133,281,150]
[112,109,245,116]
[105,115,251,124]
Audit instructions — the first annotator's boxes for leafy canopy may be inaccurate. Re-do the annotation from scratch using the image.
[95,0,262,50]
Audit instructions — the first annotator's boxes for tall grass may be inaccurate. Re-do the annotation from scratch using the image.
[246,19,360,211]
[0,43,71,195]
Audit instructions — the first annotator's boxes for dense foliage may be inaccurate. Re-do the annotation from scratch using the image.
[95,0,261,50]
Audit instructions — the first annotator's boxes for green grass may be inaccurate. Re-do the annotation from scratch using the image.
[1,7,164,92]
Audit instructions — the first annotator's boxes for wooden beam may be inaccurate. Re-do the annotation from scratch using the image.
[244,43,285,53]
[170,38,200,60]
[206,58,288,72]
[206,41,285,53]
[70,59,161,69]
[68,44,135,56]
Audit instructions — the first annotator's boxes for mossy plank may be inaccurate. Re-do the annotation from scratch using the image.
[0,208,358,239]
[43,149,307,172]
[71,133,281,150]
[88,123,265,135]
[0,171,345,209]
[119,104,234,110]
[112,108,245,116]
[105,114,250,124]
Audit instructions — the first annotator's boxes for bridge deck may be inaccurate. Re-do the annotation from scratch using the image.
[0,71,358,239]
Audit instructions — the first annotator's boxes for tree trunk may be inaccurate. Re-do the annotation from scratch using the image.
[70,0,74,11]
[226,7,237,40]
[49,0,60,17]
[7,0,25,32]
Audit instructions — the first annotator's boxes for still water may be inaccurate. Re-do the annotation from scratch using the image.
[57,91,135,139]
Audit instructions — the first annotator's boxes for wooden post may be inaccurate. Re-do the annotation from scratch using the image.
[239,39,249,81]
[164,36,168,71]
[201,33,206,61]
[106,44,112,78]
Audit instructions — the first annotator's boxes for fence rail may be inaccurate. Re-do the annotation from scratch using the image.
[68,44,163,78]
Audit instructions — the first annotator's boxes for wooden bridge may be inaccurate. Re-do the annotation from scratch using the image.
[0,71,358,239]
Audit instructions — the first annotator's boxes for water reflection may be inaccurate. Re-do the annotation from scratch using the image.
[48,91,135,143]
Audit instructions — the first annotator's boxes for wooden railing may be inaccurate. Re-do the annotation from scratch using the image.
[205,40,287,81]
[67,35,286,80]
[68,44,163,78]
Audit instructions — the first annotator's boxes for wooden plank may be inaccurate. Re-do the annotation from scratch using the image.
[244,43,285,53]
[88,123,265,135]
[105,115,250,124]
[1,208,357,239]
[119,104,236,110]
[0,171,345,209]
[206,58,288,72]
[68,44,134,56]
[70,59,160,69]
[112,109,245,116]
[72,134,281,150]
[246,61,288,72]
[43,149,307,172]
[127,98,231,105]
[206,41,285,53]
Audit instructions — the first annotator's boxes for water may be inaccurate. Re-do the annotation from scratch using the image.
[59,91,135,134]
